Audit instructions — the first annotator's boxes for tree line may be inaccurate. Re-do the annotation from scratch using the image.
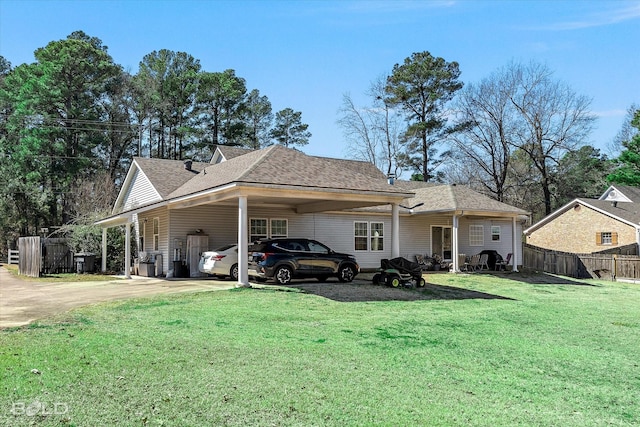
[0,31,311,251]
[1,31,639,262]
[339,54,639,222]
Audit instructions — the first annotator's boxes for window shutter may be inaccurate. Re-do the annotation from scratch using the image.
[596,233,602,245]
[612,232,618,245]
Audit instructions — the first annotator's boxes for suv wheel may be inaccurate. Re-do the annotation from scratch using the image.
[274,265,292,285]
[338,265,356,282]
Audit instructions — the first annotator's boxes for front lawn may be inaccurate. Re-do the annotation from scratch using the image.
[1,273,639,426]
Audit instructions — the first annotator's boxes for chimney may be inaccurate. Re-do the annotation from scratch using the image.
[184,159,193,171]
[387,173,396,185]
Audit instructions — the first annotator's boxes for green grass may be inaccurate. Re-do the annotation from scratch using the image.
[3,264,121,282]
[1,273,639,426]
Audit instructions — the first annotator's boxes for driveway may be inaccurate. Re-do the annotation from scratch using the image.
[0,267,235,329]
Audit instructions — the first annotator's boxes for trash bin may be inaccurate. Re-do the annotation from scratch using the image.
[173,260,183,278]
[155,254,163,277]
[74,253,95,273]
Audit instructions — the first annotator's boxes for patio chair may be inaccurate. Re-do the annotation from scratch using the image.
[467,254,481,271]
[414,254,432,271]
[477,254,489,271]
[458,254,469,272]
[495,253,512,271]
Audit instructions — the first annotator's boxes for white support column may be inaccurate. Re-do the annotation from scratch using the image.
[101,227,107,272]
[452,214,459,272]
[125,222,131,279]
[237,195,249,287]
[391,203,400,258]
[512,216,519,272]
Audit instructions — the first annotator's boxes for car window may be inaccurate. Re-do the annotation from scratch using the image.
[308,240,330,254]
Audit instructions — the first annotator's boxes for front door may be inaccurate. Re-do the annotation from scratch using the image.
[432,226,452,260]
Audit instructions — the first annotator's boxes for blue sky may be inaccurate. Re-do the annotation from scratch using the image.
[1,0,638,161]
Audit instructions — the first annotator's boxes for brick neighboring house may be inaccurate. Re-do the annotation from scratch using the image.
[524,185,640,254]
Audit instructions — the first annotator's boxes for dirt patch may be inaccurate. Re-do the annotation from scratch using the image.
[282,278,513,303]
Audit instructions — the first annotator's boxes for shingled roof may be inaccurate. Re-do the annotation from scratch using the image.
[133,157,210,199]
[525,184,640,234]
[360,181,529,216]
[211,145,253,162]
[168,145,406,200]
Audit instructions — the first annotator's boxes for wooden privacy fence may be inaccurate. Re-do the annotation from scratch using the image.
[523,243,640,280]
[18,237,74,277]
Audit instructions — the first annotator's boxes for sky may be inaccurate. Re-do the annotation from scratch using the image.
[1,0,639,162]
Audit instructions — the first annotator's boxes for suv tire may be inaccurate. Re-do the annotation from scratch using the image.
[338,265,356,282]
[274,265,293,285]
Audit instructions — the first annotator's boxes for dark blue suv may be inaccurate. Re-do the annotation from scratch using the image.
[249,238,360,285]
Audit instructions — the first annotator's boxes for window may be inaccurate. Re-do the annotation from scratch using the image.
[354,221,384,251]
[491,226,501,242]
[354,222,368,251]
[596,232,617,246]
[270,219,288,239]
[250,218,288,242]
[153,217,159,251]
[469,225,484,246]
[250,218,268,242]
[370,222,384,251]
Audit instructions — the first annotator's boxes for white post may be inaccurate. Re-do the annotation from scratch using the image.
[237,195,249,287]
[512,216,519,272]
[452,214,459,272]
[125,222,131,279]
[101,227,107,272]
[391,203,400,258]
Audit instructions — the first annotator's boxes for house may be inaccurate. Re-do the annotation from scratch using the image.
[524,185,640,254]
[97,145,529,285]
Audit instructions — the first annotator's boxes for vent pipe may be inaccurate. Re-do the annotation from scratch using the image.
[612,201,618,208]
[387,173,396,185]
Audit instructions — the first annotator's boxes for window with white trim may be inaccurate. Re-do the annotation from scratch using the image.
[153,217,159,251]
[250,218,268,242]
[597,231,617,246]
[370,222,384,251]
[491,226,501,242]
[354,222,368,251]
[250,218,288,242]
[469,224,484,246]
[270,219,288,239]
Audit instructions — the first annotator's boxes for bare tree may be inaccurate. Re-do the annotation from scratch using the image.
[508,61,596,215]
[451,66,518,201]
[337,76,404,177]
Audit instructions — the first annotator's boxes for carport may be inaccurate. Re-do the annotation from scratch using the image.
[96,145,414,287]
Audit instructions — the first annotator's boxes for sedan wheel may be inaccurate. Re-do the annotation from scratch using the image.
[230,263,239,281]
[274,266,292,285]
[338,265,355,282]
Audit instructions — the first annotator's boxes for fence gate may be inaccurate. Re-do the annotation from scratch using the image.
[18,237,74,277]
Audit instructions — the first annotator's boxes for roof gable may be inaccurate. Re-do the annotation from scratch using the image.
[599,185,640,203]
[210,145,254,164]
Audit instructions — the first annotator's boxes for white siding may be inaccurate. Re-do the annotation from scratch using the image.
[134,202,524,274]
[122,169,162,211]
[137,207,169,271]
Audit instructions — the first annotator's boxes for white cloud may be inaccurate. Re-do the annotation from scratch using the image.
[540,3,640,30]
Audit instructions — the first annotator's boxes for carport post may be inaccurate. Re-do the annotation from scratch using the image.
[452,214,459,272]
[237,195,249,287]
[125,222,131,279]
[101,227,107,272]
[512,217,519,272]
[391,203,400,258]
